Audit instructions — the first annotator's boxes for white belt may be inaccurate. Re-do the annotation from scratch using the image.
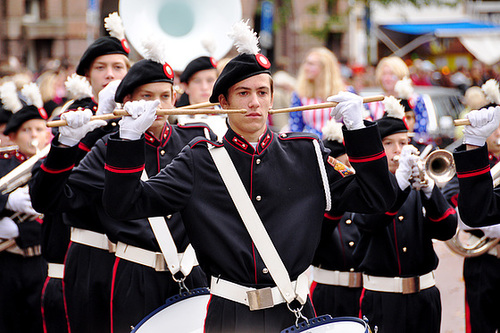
[210,273,309,311]
[312,267,363,288]
[362,271,436,294]
[48,263,65,279]
[115,242,198,272]
[70,227,116,252]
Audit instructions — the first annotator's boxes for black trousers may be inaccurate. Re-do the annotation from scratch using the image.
[311,282,362,318]
[0,252,47,333]
[360,286,441,333]
[41,276,69,333]
[63,243,115,333]
[464,255,500,333]
[110,257,208,333]
[204,295,316,333]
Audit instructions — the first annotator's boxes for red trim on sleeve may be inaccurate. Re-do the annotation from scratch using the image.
[428,207,456,222]
[324,212,343,221]
[457,165,490,179]
[385,210,398,217]
[104,164,144,174]
[78,142,91,152]
[40,163,74,174]
[349,151,386,163]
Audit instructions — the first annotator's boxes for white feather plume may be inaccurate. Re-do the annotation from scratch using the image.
[482,79,500,105]
[142,34,168,65]
[0,81,22,113]
[21,82,43,109]
[383,96,405,120]
[201,34,217,57]
[228,20,260,55]
[322,119,344,142]
[65,74,93,100]
[104,12,125,40]
[394,77,414,99]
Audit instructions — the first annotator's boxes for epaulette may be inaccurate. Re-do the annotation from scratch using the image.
[278,132,319,141]
[189,137,223,149]
[176,122,211,130]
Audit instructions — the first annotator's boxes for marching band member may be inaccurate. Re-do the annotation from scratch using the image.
[176,54,228,138]
[310,120,363,317]
[0,82,50,333]
[101,20,396,332]
[29,12,129,333]
[353,97,457,333]
[442,79,500,333]
[30,37,214,333]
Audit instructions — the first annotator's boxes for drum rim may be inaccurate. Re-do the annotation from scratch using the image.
[131,287,210,332]
[280,315,368,333]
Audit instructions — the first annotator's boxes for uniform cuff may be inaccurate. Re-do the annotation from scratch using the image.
[343,121,385,163]
[105,134,145,172]
[41,142,79,172]
[453,144,490,178]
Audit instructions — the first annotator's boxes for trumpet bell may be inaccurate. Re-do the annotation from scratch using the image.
[119,0,242,71]
[425,149,455,184]
[445,228,500,257]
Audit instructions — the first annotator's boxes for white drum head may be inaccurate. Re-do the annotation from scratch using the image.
[132,288,210,333]
[281,315,369,333]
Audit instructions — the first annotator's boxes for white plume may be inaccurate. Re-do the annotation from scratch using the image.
[322,119,344,142]
[383,96,405,120]
[201,34,217,57]
[21,82,43,108]
[482,79,500,105]
[104,12,125,40]
[0,81,22,113]
[394,77,414,99]
[65,74,93,100]
[142,34,168,65]
[228,20,260,55]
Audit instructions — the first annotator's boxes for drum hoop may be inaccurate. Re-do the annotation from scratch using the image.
[280,315,368,333]
[131,287,210,332]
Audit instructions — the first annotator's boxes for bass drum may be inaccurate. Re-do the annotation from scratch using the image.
[131,287,210,333]
[281,315,370,333]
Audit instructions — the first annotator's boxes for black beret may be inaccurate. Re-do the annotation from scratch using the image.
[323,139,346,158]
[376,113,408,139]
[400,99,413,112]
[115,59,175,103]
[76,36,130,76]
[180,56,217,83]
[209,53,271,103]
[4,105,47,135]
[0,102,13,124]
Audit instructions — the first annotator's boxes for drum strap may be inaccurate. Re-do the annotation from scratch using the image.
[141,170,196,277]
[208,145,307,305]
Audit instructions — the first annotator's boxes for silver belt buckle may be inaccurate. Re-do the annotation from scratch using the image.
[402,277,420,294]
[154,252,166,272]
[247,287,274,311]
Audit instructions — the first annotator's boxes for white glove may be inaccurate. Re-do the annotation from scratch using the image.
[119,100,160,140]
[463,106,500,147]
[413,170,435,198]
[6,187,39,216]
[59,109,107,146]
[395,145,419,191]
[0,217,19,239]
[96,80,121,115]
[327,91,365,130]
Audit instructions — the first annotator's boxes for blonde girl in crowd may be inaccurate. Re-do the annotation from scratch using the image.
[288,47,349,138]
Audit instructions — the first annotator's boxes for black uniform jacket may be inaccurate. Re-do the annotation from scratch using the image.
[30,122,215,252]
[453,144,500,228]
[0,152,42,249]
[313,212,360,272]
[102,121,397,287]
[353,185,457,277]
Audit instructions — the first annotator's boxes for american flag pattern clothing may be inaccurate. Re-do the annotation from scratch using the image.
[289,92,332,138]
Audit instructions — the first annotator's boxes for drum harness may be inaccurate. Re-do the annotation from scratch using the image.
[208,140,330,327]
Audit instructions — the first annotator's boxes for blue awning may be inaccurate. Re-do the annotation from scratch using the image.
[381,21,500,36]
